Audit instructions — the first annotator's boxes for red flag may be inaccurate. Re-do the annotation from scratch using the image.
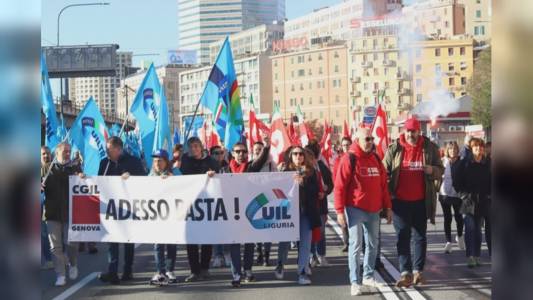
[320,120,332,166]
[299,122,310,147]
[249,106,261,147]
[371,104,389,159]
[208,119,221,149]
[270,106,291,164]
[343,120,350,138]
[288,118,299,146]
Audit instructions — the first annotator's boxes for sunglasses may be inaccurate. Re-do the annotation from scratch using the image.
[364,137,375,142]
[234,149,247,154]
[291,152,304,157]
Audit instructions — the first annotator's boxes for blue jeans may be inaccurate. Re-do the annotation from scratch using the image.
[345,206,380,284]
[108,243,134,274]
[41,220,52,263]
[464,212,491,257]
[310,214,327,257]
[154,244,177,273]
[230,243,254,276]
[277,214,312,275]
[392,199,427,274]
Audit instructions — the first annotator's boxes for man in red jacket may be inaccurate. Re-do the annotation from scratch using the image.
[334,127,392,296]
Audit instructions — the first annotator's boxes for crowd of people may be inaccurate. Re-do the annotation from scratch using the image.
[40,116,491,296]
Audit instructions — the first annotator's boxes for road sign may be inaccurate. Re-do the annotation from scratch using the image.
[43,44,119,78]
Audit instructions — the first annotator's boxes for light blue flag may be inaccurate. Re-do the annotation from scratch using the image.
[69,97,109,175]
[124,131,141,158]
[183,116,204,139]
[57,116,68,142]
[41,51,61,151]
[109,124,122,137]
[129,63,161,168]
[153,86,171,156]
[173,128,180,146]
[197,37,243,150]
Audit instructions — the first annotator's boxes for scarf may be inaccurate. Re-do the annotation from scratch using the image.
[229,159,248,174]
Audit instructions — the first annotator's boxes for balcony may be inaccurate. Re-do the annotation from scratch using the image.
[361,61,373,68]
[382,60,396,67]
[352,76,361,83]
[396,72,410,80]
[351,90,361,97]
[398,88,410,95]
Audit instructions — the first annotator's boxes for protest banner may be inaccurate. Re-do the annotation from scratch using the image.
[69,172,299,244]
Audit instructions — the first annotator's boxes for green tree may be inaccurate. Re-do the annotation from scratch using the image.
[467,48,491,128]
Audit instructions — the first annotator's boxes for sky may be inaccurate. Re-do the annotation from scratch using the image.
[41,0,341,67]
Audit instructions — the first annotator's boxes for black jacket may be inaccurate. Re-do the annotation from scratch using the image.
[452,156,491,215]
[281,166,322,229]
[98,152,146,176]
[180,153,220,175]
[317,160,333,215]
[43,161,82,222]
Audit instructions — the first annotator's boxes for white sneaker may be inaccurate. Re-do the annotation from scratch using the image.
[165,271,176,282]
[363,277,383,288]
[456,235,465,250]
[318,255,329,267]
[212,255,223,268]
[224,253,232,267]
[274,265,284,280]
[68,265,78,280]
[351,283,366,296]
[309,256,318,268]
[444,242,453,253]
[55,275,66,286]
[304,264,312,276]
[298,274,311,285]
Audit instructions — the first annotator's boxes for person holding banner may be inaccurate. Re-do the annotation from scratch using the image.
[210,145,231,269]
[97,137,146,285]
[276,146,322,285]
[227,138,271,287]
[334,127,392,296]
[149,149,181,285]
[42,142,83,286]
[180,137,220,282]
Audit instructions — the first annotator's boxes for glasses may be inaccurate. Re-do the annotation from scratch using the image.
[291,152,304,157]
[234,149,247,154]
[364,137,375,142]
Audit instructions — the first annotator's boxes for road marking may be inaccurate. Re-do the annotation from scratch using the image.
[380,254,426,300]
[51,272,98,300]
[327,216,400,300]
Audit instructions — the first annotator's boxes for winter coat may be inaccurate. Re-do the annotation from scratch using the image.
[42,161,82,222]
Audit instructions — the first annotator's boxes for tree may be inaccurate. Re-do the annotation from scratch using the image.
[467,48,491,128]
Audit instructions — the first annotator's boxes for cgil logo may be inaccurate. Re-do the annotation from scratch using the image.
[71,185,101,232]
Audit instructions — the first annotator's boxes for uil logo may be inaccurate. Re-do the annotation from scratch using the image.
[81,117,107,159]
[142,88,158,122]
[245,189,294,230]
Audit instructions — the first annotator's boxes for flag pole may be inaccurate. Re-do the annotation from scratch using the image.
[42,129,73,186]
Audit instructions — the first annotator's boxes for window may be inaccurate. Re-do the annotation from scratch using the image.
[461,77,467,85]
[334,65,339,73]
[474,26,480,35]
[373,53,378,61]
[460,47,465,55]
[435,64,441,74]
[308,55,312,62]
[384,67,388,75]
[320,111,324,118]
[308,69,312,75]
[481,26,485,35]
[374,82,379,90]
[416,79,422,87]
[291,58,294,64]
[334,51,339,58]
[338,80,341,87]
[274,73,278,80]
[335,95,340,103]
[318,54,323,60]
[291,85,295,92]
[298,69,305,77]
[336,110,339,117]
[373,68,379,76]
[300,98,304,105]
[309,97,312,104]
[319,67,323,74]
[416,94,423,103]
[448,48,454,56]
[385,81,390,89]
[435,48,441,56]
[445,21,449,28]
[317,81,321,88]
[449,77,455,86]
[274,60,278,67]
[448,63,455,72]
[416,64,422,73]
[351,55,356,63]
[476,10,481,18]
[319,96,323,104]
[309,82,312,89]
[300,84,304,91]
[363,83,368,90]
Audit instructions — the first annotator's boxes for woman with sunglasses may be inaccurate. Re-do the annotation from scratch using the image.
[275,146,322,285]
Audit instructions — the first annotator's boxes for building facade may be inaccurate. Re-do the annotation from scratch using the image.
[402,0,466,39]
[208,23,284,64]
[271,43,350,132]
[410,37,474,103]
[283,0,388,43]
[459,0,491,43]
[179,52,273,128]
[116,65,189,132]
[178,0,285,64]
[68,51,132,117]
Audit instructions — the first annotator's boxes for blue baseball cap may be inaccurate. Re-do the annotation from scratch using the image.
[151,149,169,160]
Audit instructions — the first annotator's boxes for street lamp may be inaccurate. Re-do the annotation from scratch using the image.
[56,2,110,115]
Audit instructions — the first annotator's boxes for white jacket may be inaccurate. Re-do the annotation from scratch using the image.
[439,157,458,197]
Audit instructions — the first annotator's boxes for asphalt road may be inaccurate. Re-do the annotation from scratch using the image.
[41,198,491,300]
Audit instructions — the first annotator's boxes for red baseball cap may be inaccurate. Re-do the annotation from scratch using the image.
[404,117,421,131]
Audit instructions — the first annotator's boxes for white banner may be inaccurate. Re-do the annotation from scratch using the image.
[68,173,299,244]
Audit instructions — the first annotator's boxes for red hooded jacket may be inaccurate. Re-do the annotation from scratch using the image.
[395,133,425,201]
[334,143,392,214]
